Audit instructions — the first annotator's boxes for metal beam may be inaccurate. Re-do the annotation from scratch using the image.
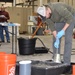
[13,0,16,6]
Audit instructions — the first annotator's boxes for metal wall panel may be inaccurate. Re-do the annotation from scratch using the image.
[59,0,65,2]
[64,0,69,4]
[73,0,75,8]
[48,0,58,2]
[6,7,32,33]
[68,0,73,6]
[23,8,32,33]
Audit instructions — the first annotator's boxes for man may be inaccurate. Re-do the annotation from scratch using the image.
[37,2,75,65]
[0,5,10,43]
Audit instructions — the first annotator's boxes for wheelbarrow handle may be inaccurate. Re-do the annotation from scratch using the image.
[31,22,43,38]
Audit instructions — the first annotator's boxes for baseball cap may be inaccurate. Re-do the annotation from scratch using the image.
[37,6,46,22]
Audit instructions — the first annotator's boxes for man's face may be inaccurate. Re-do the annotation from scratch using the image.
[45,9,51,18]
[45,7,52,19]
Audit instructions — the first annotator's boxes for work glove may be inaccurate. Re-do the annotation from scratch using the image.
[57,30,65,39]
[54,37,59,48]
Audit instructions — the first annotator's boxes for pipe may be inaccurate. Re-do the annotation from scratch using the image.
[13,0,16,6]
[40,0,43,6]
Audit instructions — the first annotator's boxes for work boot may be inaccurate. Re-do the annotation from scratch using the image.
[7,40,10,43]
[0,40,5,43]
[0,42,1,46]
[2,40,5,42]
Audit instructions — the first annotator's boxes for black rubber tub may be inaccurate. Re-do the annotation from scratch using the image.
[31,60,71,75]
[18,37,49,55]
[18,37,37,55]
[35,47,49,54]
[15,60,73,75]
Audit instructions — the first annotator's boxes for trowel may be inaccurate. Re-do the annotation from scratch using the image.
[53,47,61,63]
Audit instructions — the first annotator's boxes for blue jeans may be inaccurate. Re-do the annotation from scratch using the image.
[0,25,2,41]
[0,25,10,42]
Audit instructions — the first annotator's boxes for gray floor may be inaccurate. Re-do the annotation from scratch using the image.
[0,34,75,75]
[0,34,75,62]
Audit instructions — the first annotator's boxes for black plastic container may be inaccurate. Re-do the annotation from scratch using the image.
[31,60,71,75]
[18,37,37,55]
[15,60,73,75]
[35,47,49,54]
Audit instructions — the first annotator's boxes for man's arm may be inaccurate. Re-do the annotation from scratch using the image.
[5,11,10,20]
[62,23,69,31]
[52,30,57,38]
[52,23,69,38]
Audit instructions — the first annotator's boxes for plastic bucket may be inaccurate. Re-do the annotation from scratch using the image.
[18,37,37,55]
[0,52,6,54]
[73,65,75,75]
[19,60,32,75]
[0,54,17,75]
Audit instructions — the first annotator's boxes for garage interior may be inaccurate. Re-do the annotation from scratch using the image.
[0,0,75,75]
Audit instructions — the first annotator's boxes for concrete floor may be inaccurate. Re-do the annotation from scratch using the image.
[0,34,75,75]
[0,34,75,62]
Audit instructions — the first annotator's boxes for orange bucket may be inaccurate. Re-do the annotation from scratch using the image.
[0,52,6,55]
[0,54,17,75]
[72,65,75,75]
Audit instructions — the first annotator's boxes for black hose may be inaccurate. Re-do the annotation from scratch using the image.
[36,37,53,54]
[36,37,75,55]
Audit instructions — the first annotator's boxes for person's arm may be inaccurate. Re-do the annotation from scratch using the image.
[52,30,57,38]
[5,11,10,20]
[52,23,69,38]
[56,5,74,32]
[62,23,69,31]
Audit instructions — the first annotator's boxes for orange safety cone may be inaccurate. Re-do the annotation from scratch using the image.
[0,54,17,75]
[73,65,75,75]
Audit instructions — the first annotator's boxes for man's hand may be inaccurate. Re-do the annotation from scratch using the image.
[44,30,50,33]
[54,37,60,48]
[57,30,65,39]
[0,15,5,18]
